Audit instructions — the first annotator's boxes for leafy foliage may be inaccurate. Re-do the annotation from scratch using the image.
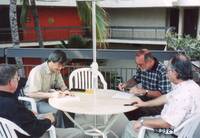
[68,35,86,48]
[76,1,108,48]
[166,33,200,60]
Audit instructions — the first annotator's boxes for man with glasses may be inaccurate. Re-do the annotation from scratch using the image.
[122,54,200,138]
[0,64,84,138]
[24,50,74,128]
[118,49,172,120]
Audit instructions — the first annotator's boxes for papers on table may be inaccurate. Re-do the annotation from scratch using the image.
[57,96,80,102]
[112,92,134,99]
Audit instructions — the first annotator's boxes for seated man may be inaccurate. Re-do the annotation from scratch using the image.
[0,64,84,138]
[122,54,200,138]
[24,50,74,128]
[118,49,172,120]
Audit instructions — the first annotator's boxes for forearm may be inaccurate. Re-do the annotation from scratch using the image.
[143,118,171,128]
[125,78,137,89]
[146,90,162,98]
[26,91,52,99]
[143,95,167,107]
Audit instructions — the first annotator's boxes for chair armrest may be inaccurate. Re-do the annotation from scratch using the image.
[138,126,154,138]
[18,96,38,113]
[47,125,56,138]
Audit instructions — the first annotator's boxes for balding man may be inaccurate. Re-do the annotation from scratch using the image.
[118,49,172,120]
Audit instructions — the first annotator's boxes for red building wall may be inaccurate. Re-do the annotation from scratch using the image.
[23,7,83,42]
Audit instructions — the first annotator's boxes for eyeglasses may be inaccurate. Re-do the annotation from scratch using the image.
[167,68,174,73]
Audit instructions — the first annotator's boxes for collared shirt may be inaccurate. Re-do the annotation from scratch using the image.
[0,91,51,138]
[24,62,66,96]
[161,80,200,134]
[133,59,171,94]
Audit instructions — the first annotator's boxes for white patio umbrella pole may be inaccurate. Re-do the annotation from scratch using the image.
[90,0,98,90]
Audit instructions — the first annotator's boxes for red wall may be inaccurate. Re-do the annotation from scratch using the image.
[23,7,83,41]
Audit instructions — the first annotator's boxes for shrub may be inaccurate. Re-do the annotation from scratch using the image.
[68,35,86,48]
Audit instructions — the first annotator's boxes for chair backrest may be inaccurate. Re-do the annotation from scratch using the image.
[15,77,27,97]
[69,68,107,90]
[0,117,29,138]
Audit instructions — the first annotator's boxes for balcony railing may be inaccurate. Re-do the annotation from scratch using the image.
[0,26,168,44]
[108,26,167,41]
[19,64,137,90]
[0,47,199,86]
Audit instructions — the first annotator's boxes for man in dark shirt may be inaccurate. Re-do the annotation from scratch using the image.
[0,64,83,138]
[118,49,172,120]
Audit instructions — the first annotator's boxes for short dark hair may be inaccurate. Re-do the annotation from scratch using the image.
[0,64,17,85]
[170,54,193,80]
[135,49,154,61]
[47,50,67,65]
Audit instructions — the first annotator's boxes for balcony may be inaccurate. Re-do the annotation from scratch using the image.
[0,26,168,47]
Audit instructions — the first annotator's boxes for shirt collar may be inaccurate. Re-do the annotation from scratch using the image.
[148,57,159,71]
[44,62,52,74]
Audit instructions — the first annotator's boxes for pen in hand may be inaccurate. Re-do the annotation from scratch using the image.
[124,101,138,106]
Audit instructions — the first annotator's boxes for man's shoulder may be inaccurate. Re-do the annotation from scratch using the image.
[156,62,167,73]
[30,62,47,74]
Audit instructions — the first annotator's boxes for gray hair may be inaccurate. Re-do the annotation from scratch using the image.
[0,64,17,85]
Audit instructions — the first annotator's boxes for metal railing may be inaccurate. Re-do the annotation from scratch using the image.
[0,26,168,44]
[20,64,137,90]
[108,26,167,41]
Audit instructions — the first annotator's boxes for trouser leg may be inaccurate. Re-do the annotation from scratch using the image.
[37,100,75,128]
[125,105,163,120]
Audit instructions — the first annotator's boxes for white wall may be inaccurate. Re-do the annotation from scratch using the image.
[176,0,200,7]
[106,8,166,27]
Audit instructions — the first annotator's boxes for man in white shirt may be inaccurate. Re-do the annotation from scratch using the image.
[24,50,74,128]
[122,54,200,138]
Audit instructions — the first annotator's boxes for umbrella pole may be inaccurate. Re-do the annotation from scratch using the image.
[91,0,98,89]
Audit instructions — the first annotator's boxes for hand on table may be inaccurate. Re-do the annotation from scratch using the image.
[50,90,74,98]
[61,90,74,96]
[130,98,146,108]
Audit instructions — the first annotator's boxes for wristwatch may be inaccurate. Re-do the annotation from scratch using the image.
[140,119,144,126]
[144,89,149,96]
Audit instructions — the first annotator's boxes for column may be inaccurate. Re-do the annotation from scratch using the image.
[178,7,184,38]
[197,8,200,39]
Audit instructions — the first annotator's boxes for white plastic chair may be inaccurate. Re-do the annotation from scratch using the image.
[138,114,200,138]
[16,78,56,138]
[17,97,56,138]
[69,68,107,90]
[0,117,29,138]
[68,68,119,137]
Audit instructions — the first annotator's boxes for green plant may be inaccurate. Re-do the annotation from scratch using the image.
[77,1,108,48]
[68,35,86,48]
[166,33,200,60]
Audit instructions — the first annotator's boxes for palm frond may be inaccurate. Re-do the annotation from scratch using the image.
[20,0,30,28]
[76,1,108,48]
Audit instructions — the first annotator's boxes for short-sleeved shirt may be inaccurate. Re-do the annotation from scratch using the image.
[24,62,66,98]
[133,59,171,94]
[161,80,200,134]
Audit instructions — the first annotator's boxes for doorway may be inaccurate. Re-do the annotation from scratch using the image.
[184,8,198,38]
